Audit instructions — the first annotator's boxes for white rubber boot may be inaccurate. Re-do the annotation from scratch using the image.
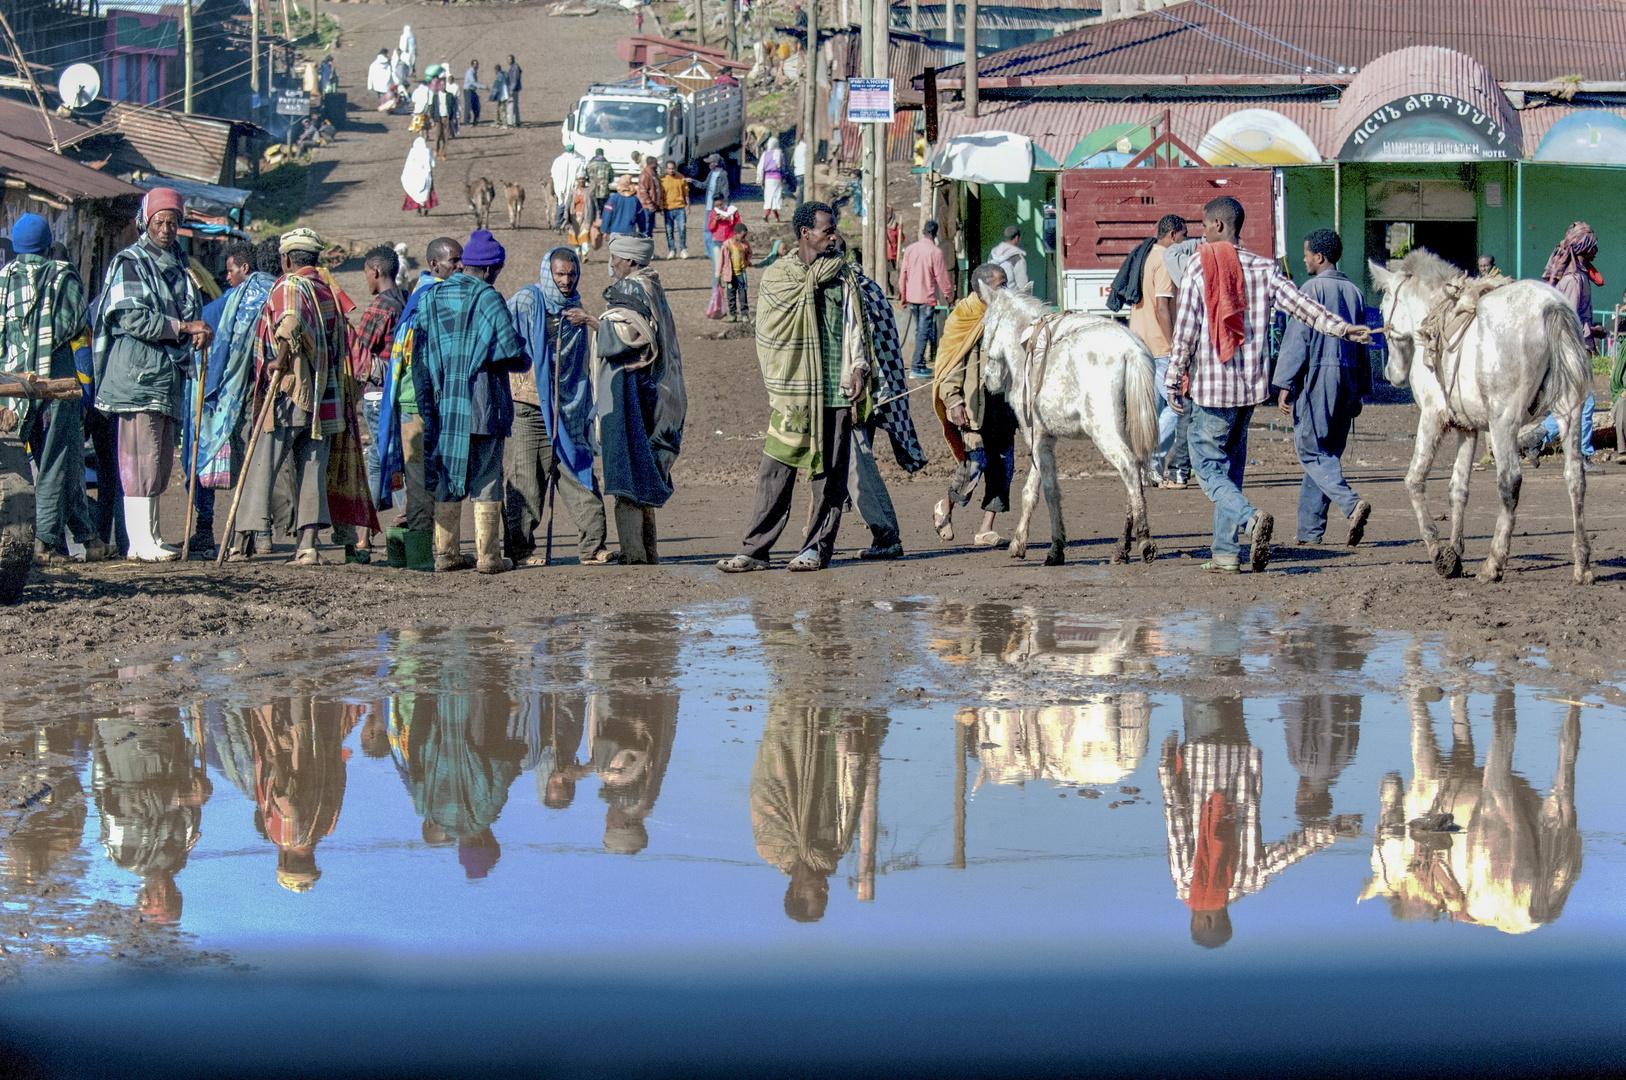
[150,496,179,557]
[124,497,177,562]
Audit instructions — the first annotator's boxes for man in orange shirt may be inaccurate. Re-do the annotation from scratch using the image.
[1128,213,1186,485]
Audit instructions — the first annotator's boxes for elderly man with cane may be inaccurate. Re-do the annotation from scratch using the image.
[228,229,353,564]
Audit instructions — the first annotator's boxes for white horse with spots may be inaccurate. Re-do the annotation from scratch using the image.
[977,284,1160,566]
[1370,249,1592,583]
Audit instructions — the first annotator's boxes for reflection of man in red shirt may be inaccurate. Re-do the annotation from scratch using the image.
[1160,692,1359,949]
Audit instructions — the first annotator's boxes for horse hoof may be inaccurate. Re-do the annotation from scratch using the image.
[1008,540,1027,560]
[1140,540,1158,564]
[1111,547,1129,565]
[1577,569,1595,585]
[1433,547,1462,579]
[1045,545,1066,567]
[1476,561,1502,583]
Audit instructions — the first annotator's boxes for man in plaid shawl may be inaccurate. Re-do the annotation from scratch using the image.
[0,213,107,563]
[233,228,361,565]
[718,202,880,573]
[845,241,924,561]
[412,229,526,574]
[91,187,213,562]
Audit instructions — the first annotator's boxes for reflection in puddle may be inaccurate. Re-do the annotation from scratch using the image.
[0,603,1620,980]
[1360,651,1582,934]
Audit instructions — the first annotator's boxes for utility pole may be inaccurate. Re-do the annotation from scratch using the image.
[909,0,918,32]
[724,0,736,57]
[251,0,261,111]
[801,0,819,205]
[859,0,873,280]
[696,0,706,48]
[0,10,55,151]
[871,0,887,286]
[964,0,977,118]
[310,0,318,46]
[183,0,195,112]
[945,0,954,44]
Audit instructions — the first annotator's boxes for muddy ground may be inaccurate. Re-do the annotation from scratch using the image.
[5,0,1625,691]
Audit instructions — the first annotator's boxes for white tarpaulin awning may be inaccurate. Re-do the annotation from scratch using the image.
[935,131,1033,184]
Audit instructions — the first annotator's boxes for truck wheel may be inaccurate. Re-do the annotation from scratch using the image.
[0,438,36,605]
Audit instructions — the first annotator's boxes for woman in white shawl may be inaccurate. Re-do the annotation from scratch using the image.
[401,136,437,215]
[398,25,417,75]
[391,48,411,88]
[367,50,394,106]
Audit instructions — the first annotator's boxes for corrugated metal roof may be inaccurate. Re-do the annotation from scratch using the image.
[902,7,1097,31]
[936,97,1336,160]
[102,1,206,15]
[1328,46,1520,156]
[100,102,234,184]
[937,96,1626,160]
[0,98,92,149]
[927,0,1626,85]
[0,131,143,201]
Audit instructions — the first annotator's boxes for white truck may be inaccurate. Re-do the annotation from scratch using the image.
[564,55,744,174]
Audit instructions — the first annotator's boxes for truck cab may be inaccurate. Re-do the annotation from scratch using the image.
[565,55,743,175]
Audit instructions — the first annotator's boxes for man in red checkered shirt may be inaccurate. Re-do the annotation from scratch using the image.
[1165,196,1371,573]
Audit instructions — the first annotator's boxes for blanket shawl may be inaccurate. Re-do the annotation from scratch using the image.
[375,273,437,509]
[0,255,85,428]
[755,254,877,474]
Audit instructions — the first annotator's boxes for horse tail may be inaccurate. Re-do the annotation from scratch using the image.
[1123,340,1159,461]
[1539,303,1590,417]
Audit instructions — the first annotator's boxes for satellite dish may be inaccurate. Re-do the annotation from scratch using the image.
[57,63,100,110]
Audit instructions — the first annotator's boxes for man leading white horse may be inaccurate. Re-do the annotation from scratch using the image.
[1165,196,1371,574]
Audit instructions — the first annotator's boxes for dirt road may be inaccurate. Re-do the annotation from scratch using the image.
[4,0,1623,687]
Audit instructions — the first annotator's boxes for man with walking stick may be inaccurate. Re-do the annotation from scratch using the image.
[227,229,352,565]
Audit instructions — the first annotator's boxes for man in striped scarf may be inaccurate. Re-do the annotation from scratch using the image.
[0,213,106,563]
[233,229,350,565]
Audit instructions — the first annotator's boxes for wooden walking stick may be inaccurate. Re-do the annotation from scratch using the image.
[214,375,279,568]
[181,358,207,561]
[544,330,560,565]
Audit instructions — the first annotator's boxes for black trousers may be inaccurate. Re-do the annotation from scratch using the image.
[739,406,854,565]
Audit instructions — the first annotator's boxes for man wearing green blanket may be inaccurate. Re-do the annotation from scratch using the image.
[718,201,880,573]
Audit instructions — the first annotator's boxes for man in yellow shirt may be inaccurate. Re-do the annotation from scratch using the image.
[1127,213,1187,486]
[658,160,700,260]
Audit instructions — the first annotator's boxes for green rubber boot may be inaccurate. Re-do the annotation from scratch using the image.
[385,526,408,568]
[403,528,435,572]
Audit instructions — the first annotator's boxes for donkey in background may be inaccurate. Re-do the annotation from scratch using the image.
[1371,249,1592,583]
[978,284,1161,566]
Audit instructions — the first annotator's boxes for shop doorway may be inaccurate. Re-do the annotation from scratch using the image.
[1366,219,1479,273]
[1365,179,1479,273]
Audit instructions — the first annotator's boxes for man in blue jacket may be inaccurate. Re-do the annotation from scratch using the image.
[1271,228,1372,547]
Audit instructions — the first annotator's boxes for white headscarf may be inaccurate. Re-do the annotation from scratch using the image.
[367,52,393,94]
[402,136,434,203]
[398,25,417,69]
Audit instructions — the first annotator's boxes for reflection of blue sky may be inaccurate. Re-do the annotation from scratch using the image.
[67,611,1626,982]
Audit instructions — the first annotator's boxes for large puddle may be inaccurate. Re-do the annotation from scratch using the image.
[4,600,1621,981]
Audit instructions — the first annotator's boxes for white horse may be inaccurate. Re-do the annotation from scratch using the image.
[978,284,1160,566]
[1370,249,1591,583]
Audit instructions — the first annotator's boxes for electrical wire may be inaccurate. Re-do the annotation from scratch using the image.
[1187,0,1341,72]
[1149,9,1331,77]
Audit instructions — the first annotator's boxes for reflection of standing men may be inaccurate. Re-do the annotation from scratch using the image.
[246,699,355,893]
[751,711,884,922]
[2,724,87,890]
[92,717,211,921]
[1275,624,1365,826]
[1360,685,1581,933]
[589,613,680,853]
[1159,689,1358,948]
[407,634,525,878]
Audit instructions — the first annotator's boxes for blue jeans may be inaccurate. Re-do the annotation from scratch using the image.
[704,234,718,280]
[362,395,383,510]
[664,208,687,254]
[1541,393,1595,456]
[1188,403,1260,560]
[910,303,938,372]
[1294,408,1361,542]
